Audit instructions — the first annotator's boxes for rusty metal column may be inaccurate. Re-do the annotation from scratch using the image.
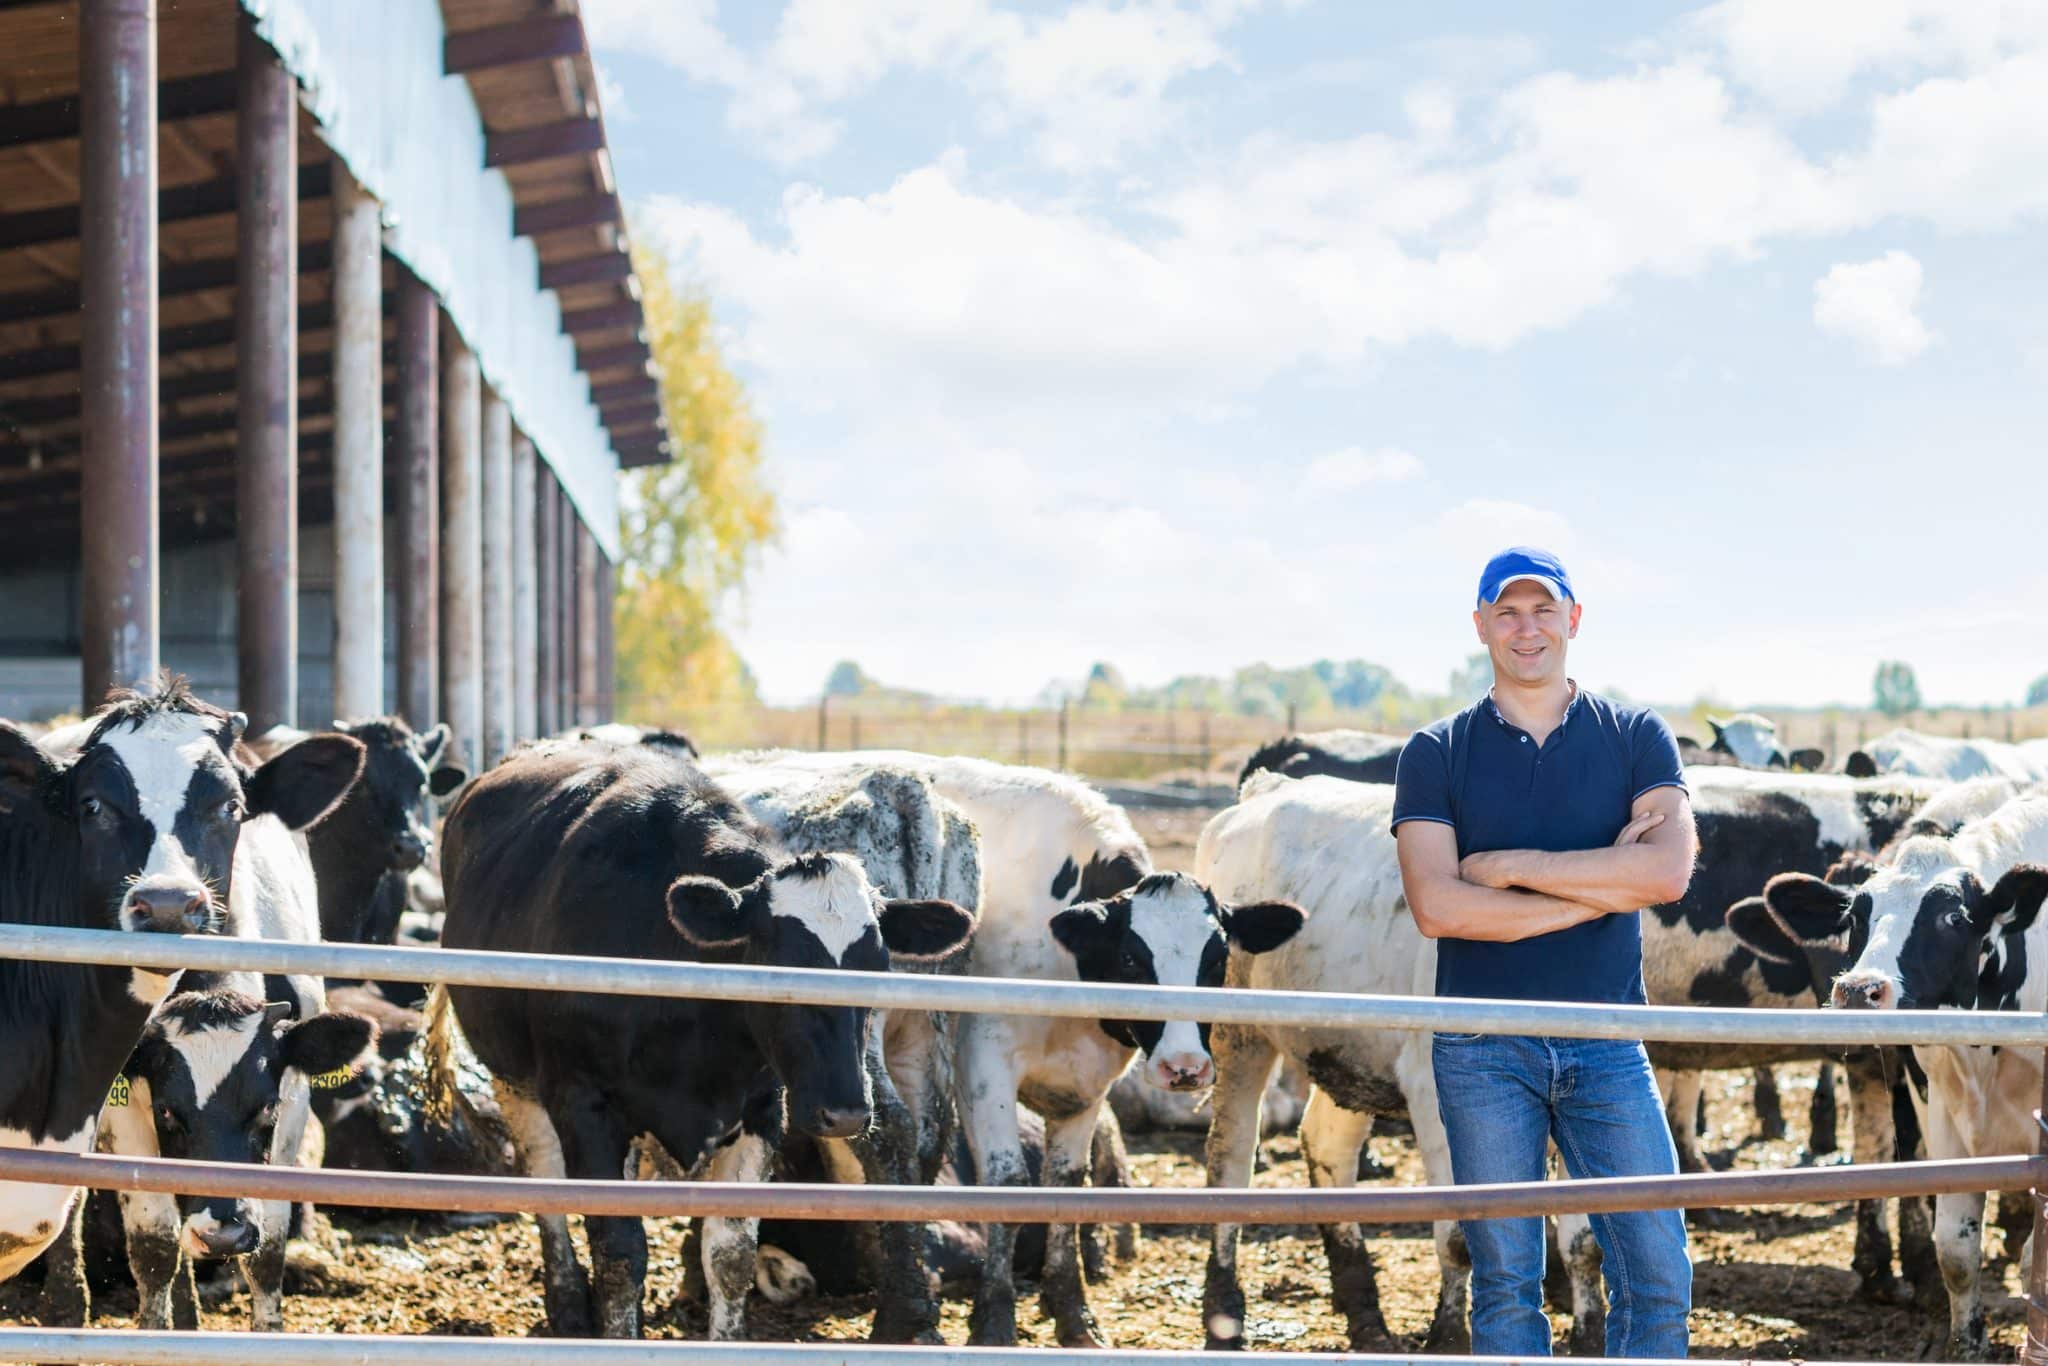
[596,547,615,722]
[534,466,559,737]
[394,271,439,727]
[231,13,295,730]
[558,483,577,727]
[510,432,538,743]
[575,517,599,727]
[331,161,384,719]
[78,0,160,708]
[439,327,483,774]
[479,390,513,765]
[2025,1053,2048,1363]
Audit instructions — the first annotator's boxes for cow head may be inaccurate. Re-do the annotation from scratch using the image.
[1706,714,1787,769]
[1764,841,2048,1011]
[1049,872,1305,1092]
[326,718,466,876]
[666,851,975,1139]
[123,989,376,1259]
[6,680,362,975]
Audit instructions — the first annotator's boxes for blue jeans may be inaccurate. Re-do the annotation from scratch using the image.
[1432,1032,1690,1358]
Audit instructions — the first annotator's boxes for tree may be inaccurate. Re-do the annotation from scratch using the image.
[1448,651,1491,703]
[824,661,876,697]
[614,241,778,721]
[1080,662,1128,711]
[2028,673,2048,708]
[1872,660,1922,717]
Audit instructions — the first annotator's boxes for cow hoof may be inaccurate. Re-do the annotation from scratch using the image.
[1421,1315,1468,1354]
[1059,1325,1107,1349]
[967,1302,1016,1348]
[1855,1273,1912,1307]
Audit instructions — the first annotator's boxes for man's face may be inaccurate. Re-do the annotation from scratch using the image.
[1473,580,1581,687]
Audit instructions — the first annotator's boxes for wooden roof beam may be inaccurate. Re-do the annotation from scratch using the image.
[0,240,336,326]
[514,192,621,237]
[485,116,605,168]
[444,14,584,74]
[0,162,332,254]
[0,70,238,152]
[538,250,633,291]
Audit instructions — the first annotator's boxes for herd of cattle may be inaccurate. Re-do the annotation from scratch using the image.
[2,683,2046,1359]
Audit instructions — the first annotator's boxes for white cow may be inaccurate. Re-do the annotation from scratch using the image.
[1764,792,2048,1359]
[1847,729,2048,783]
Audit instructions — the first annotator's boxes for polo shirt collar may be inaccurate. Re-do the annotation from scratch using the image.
[1481,679,1582,736]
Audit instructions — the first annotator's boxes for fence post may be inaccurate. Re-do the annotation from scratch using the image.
[1058,702,1069,772]
[2025,1050,2048,1364]
[850,713,861,751]
[1017,712,1028,765]
[817,695,828,752]
[1200,712,1212,775]
[1287,702,1298,734]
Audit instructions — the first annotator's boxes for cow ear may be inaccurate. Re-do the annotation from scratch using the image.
[878,899,976,963]
[0,721,62,815]
[245,735,366,831]
[1789,748,1826,773]
[1706,717,1727,741]
[1825,851,1878,888]
[1220,900,1307,954]
[1767,751,1787,769]
[1845,751,1877,779]
[415,723,452,769]
[262,1000,293,1027]
[1979,865,2048,936]
[1049,903,1111,959]
[1763,872,1856,944]
[667,875,761,949]
[1675,735,1701,757]
[429,763,468,798]
[1725,897,1800,964]
[279,1010,379,1082]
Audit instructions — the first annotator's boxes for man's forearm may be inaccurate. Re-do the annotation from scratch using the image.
[1470,844,1691,913]
[1408,873,1614,943]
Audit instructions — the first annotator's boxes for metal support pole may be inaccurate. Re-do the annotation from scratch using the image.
[330,160,383,719]
[558,484,577,728]
[231,12,294,731]
[79,0,160,709]
[479,390,513,764]
[575,519,599,727]
[534,467,559,737]
[439,327,483,774]
[511,434,538,743]
[2023,1056,2048,1363]
[596,547,614,722]
[394,271,440,727]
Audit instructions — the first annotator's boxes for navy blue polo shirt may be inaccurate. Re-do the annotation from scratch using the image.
[1391,688,1686,1005]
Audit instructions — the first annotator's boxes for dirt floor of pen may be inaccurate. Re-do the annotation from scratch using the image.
[0,804,2032,1359]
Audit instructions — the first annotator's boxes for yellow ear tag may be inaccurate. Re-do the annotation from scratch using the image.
[106,1077,131,1109]
[306,1066,358,1091]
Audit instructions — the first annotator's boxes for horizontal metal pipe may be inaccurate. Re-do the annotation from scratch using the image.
[0,1146,2037,1225]
[1,923,2044,1047]
[0,1331,1915,1366]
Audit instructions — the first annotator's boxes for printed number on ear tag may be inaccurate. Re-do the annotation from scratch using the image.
[106,1077,131,1108]
[306,1067,357,1091]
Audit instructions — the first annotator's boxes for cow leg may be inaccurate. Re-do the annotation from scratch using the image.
[1037,1106,1108,1348]
[1203,1024,1275,1351]
[118,1190,184,1332]
[840,1038,943,1345]
[494,1078,592,1336]
[1394,1040,1472,1352]
[240,1199,292,1331]
[1299,1085,1389,1349]
[1751,1065,1786,1142]
[1844,1056,1907,1305]
[1554,1208,1605,1356]
[1659,1069,1706,1174]
[1934,1189,1989,1359]
[703,1115,777,1342]
[1084,1101,1137,1275]
[37,1193,90,1326]
[959,1027,1029,1347]
[551,1093,644,1340]
[1808,1061,1840,1156]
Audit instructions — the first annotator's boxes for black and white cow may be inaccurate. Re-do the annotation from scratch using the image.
[708,749,1303,1348]
[1844,729,2048,783]
[251,718,466,948]
[1237,729,1404,790]
[433,739,975,1341]
[1673,713,1824,772]
[1763,793,2048,1359]
[0,678,361,1290]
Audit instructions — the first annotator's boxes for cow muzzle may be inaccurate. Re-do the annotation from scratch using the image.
[124,882,213,934]
[1149,1051,1215,1092]
[390,830,429,872]
[181,1209,259,1259]
[1831,973,1897,1010]
[799,1104,872,1139]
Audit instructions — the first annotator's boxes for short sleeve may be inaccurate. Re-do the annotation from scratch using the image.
[1629,709,1687,801]
[1391,729,1455,833]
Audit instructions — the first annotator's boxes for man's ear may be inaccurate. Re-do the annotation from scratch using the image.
[1566,600,1582,637]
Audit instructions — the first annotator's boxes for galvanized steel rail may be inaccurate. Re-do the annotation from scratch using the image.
[0,1147,2038,1223]
[4,922,2044,1047]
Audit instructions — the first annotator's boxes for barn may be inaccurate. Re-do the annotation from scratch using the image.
[0,0,660,767]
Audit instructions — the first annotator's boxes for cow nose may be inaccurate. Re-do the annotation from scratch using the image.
[125,885,210,933]
[391,832,428,871]
[805,1105,870,1139]
[1831,977,1893,1010]
[1153,1054,1215,1092]
[185,1215,258,1259]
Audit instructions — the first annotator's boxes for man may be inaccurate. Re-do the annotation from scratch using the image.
[1392,545,1697,1357]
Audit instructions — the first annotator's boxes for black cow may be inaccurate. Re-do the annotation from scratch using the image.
[0,677,361,1289]
[1236,729,1403,790]
[434,740,975,1341]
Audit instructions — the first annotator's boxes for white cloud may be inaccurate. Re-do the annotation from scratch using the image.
[1300,446,1423,492]
[1812,251,1936,365]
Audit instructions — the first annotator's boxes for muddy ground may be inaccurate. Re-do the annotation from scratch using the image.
[1,805,2032,1358]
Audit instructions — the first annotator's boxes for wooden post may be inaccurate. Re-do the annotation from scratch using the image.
[1200,712,1212,775]
[535,469,559,736]
[394,270,439,727]
[479,390,513,763]
[1018,712,1028,765]
[511,433,538,742]
[439,326,483,774]
[231,12,294,730]
[79,0,161,708]
[1058,702,1069,772]
[817,696,828,752]
[330,159,383,719]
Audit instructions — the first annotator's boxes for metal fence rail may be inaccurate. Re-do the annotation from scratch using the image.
[3,1147,2038,1224]
[4,923,2043,1047]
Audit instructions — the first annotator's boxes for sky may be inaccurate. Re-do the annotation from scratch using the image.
[581,0,2048,709]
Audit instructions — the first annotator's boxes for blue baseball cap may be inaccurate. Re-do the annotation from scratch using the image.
[1477,546,1575,608]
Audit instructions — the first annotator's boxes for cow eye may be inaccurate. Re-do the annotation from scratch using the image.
[1944,910,1970,931]
[154,1103,181,1134]
[80,796,102,819]
[218,800,242,823]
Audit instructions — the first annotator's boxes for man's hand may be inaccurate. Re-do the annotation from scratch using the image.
[1613,809,1665,847]
[1462,809,1666,888]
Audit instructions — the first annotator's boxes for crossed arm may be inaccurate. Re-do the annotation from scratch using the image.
[1395,784,1697,943]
